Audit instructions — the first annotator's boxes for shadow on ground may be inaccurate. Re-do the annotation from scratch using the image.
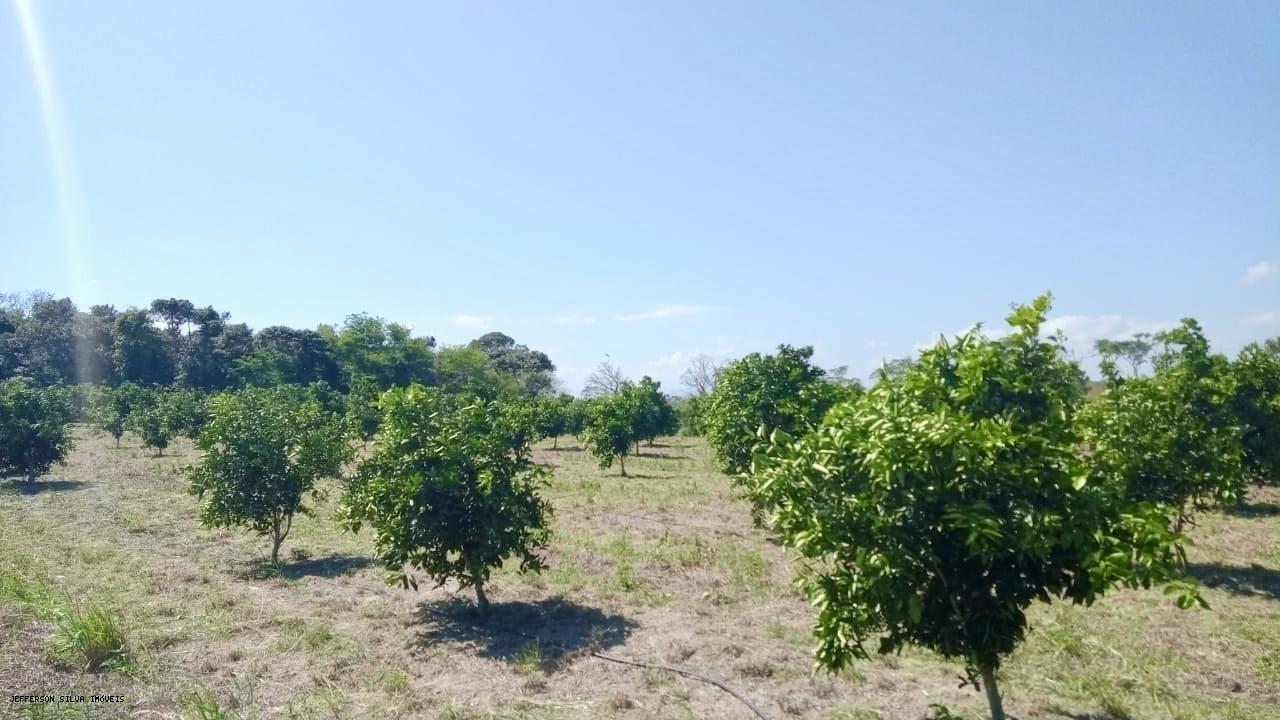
[1,479,87,495]
[1225,501,1280,518]
[1188,562,1280,601]
[413,596,637,673]
[238,553,373,580]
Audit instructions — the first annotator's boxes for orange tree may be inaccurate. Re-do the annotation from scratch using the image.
[338,386,551,613]
[188,387,351,563]
[749,296,1199,720]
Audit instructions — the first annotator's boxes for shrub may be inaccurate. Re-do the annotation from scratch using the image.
[1080,319,1244,528]
[702,345,850,477]
[0,379,75,482]
[188,387,352,563]
[580,394,636,476]
[750,296,1199,720]
[1232,341,1280,485]
[339,386,551,613]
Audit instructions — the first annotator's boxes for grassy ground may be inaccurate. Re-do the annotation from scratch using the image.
[1,426,1278,719]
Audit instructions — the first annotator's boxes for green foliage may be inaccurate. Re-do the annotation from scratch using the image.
[468,331,556,396]
[88,383,146,446]
[339,386,552,611]
[345,376,382,446]
[321,313,435,391]
[580,394,636,476]
[434,344,519,397]
[703,344,850,477]
[1231,341,1280,484]
[113,309,176,386]
[0,379,75,482]
[1080,319,1244,527]
[533,394,575,445]
[750,296,1199,720]
[188,387,352,562]
[1095,333,1155,377]
[672,394,707,436]
[563,397,591,437]
[621,376,680,447]
[127,391,175,457]
[236,326,343,389]
[160,387,211,439]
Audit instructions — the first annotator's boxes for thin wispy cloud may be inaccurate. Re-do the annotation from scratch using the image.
[649,337,736,370]
[1243,309,1280,326]
[616,303,712,322]
[1243,261,1277,285]
[451,314,494,330]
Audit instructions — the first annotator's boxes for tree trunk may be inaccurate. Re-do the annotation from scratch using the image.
[552,435,558,449]
[619,454,627,477]
[473,580,489,615]
[465,554,490,616]
[25,448,36,482]
[271,513,292,564]
[981,665,1005,720]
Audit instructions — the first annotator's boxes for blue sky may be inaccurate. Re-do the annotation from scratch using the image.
[2,2,1277,393]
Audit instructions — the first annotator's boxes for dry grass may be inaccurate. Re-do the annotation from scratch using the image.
[0,426,1277,719]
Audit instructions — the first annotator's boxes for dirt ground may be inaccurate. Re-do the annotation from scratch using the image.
[2,427,1278,719]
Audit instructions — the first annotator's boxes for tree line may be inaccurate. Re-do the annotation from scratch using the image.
[0,291,555,395]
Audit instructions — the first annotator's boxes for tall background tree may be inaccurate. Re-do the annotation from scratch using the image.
[469,332,556,396]
[581,358,626,398]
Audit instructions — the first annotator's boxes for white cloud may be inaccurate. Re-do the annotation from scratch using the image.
[451,314,494,330]
[650,350,699,369]
[650,335,737,370]
[616,303,711,322]
[1243,309,1280,326]
[551,314,596,325]
[1244,261,1277,285]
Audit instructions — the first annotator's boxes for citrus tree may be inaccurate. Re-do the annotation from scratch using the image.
[88,382,146,447]
[534,394,574,448]
[1079,319,1243,528]
[128,395,175,457]
[622,376,679,451]
[338,386,551,613]
[702,345,849,477]
[749,296,1199,720]
[188,387,352,563]
[344,376,382,449]
[0,379,75,482]
[580,393,636,476]
[1232,341,1280,484]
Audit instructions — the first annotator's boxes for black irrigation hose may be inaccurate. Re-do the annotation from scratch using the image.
[413,603,771,720]
[587,650,770,720]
